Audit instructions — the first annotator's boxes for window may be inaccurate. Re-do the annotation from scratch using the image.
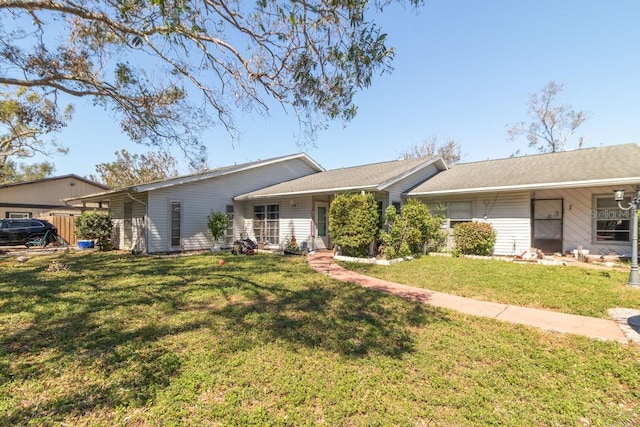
[392,202,402,213]
[170,201,181,247]
[124,202,133,248]
[449,201,473,227]
[225,205,234,244]
[253,204,279,244]
[594,196,631,242]
[6,212,31,218]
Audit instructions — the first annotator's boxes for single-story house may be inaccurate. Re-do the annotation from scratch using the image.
[66,153,324,253]
[406,143,640,257]
[67,142,640,258]
[233,156,447,250]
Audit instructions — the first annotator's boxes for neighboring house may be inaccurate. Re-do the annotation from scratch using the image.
[406,143,640,257]
[0,174,109,245]
[65,154,324,253]
[234,156,447,250]
[0,174,108,219]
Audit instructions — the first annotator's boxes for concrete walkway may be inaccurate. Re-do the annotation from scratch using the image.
[307,251,630,343]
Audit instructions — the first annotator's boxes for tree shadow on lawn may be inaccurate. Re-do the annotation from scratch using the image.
[203,272,449,358]
[0,253,450,424]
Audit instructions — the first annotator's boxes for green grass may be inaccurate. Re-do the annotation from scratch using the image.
[1,251,639,426]
[340,255,640,318]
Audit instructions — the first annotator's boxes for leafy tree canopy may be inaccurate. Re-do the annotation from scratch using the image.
[0,86,72,171]
[1,0,422,165]
[90,149,179,188]
[0,159,55,183]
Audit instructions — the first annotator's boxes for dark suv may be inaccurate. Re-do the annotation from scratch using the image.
[0,218,58,246]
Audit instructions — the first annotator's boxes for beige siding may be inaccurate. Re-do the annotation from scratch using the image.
[0,176,106,218]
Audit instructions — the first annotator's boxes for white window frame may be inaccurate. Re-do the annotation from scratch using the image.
[225,205,234,244]
[6,212,32,218]
[593,195,632,243]
[253,204,280,245]
[169,200,182,248]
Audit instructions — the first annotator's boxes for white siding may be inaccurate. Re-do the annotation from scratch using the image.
[418,191,531,256]
[535,186,634,257]
[145,158,318,253]
[385,163,441,204]
[109,193,147,252]
[235,196,316,250]
[476,192,530,255]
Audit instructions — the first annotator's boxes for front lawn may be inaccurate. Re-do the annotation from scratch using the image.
[1,251,639,426]
[341,255,640,318]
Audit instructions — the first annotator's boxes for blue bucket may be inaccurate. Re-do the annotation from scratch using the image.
[78,240,95,249]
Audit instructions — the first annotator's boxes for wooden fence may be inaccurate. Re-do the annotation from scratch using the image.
[39,215,77,246]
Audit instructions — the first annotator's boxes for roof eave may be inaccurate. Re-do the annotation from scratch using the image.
[405,177,640,197]
[235,185,380,201]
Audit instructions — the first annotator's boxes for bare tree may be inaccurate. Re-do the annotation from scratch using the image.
[1,0,423,166]
[90,149,180,188]
[507,81,590,153]
[399,135,462,164]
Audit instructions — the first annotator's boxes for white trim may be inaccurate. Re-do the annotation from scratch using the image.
[407,177,640,196]
[168,199,183,249]
[378,157,448,190]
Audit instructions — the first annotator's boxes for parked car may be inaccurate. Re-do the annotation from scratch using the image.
[0,218,58,246]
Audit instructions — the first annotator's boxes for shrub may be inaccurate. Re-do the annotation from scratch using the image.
[207,210,230,243]
[329,193,378,257]
[380,199,444,259]
[75,211,113,250]
[452,221,496,256]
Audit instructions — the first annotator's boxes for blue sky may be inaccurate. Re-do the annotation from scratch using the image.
[34,0,640,177]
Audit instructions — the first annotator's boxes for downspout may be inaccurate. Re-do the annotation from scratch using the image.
[127,192,149,254]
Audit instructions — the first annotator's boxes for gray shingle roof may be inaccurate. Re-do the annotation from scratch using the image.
[407,143,640,196]
[235,157,441,200]
[65,153,323,203]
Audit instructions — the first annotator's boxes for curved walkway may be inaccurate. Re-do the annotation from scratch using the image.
[307,251,630,343]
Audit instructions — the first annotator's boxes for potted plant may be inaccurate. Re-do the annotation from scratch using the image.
[207,210,230,251]
[75,211,113,250]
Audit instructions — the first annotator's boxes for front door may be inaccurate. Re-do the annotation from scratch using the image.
[532,198,563,254]
[315,202,329,250]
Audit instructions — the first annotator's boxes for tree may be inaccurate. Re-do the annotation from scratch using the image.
[1,0,422,164]
[380,199,443,259]
[328,192,379,257]
[0,86,72,170]
[207,210,230,244]
[90,149,179,188]
[400,135,462,164]
[0,159,55,183]
[75,211,113,250]
[507,81,590,153]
